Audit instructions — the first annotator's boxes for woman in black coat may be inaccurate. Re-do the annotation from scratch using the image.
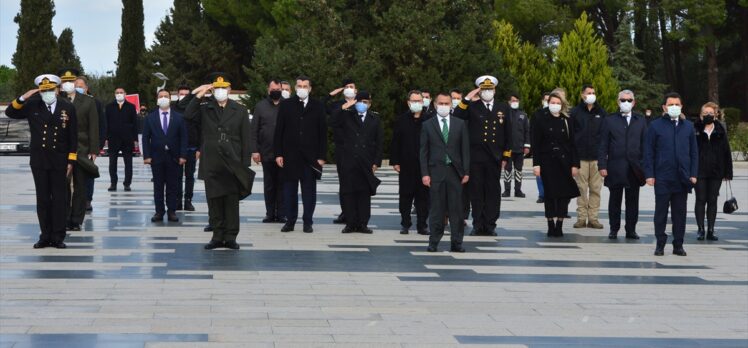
[694,102,733,241]
[532,91,580,237]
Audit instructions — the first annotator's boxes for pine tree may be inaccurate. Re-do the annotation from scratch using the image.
[11,0,62,94]
[552,12,619,112]
[115,0,146,93]
[57,28,83,74]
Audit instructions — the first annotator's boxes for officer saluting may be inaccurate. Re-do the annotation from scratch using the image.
[6,74,78,248]
[453,75,511,236]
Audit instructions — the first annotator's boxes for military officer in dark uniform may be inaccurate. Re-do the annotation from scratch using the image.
[186,73,256,250]
[58,68,99,231]
[330,91,383,234]
[6,74,78,248]
[325,78,358,225]
[454,75,511,236]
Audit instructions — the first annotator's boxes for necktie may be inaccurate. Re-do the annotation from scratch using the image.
[47,105,52,113]
[162,112,168,134]
[441,118,451,165]
[360,113,365,123]
[486,103,491,111]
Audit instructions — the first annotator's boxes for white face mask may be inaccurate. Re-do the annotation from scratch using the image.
[115,93,125,103]
[542,100,549,108]
[281,90,291,99]
[510,101,519,109]
[214,88,229,102]
[619,101,633,114]
[480,90,495,102]
[41,91,56,105]
[296,88,309,100]
[548,103,562,114]
[157,97,170,109]
[61,81,75,93]
[667,105,681,118]
[451,99,460,109]
[343,88,356,99]
[436,105,451,117]
[178,95,186,101]
[409,102,423,113]
[584,94,596,105]
[423,98,431,107]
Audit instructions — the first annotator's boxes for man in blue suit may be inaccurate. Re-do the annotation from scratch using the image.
[643,92,698,257]
[142,89,188,222]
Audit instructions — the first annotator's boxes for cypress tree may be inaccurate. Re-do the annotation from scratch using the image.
[552,12,619,111]
[11,0,62,94]
[115,0,146,93]
[57,28,83,74]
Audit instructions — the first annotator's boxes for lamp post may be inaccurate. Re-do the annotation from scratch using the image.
[153,72,168,94]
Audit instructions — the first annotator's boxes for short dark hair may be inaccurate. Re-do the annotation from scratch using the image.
[268,79,281,86]
[407,90,422,99]
[280,80,290,86]
[662,92,682,105]
[114,86,126,92]
[509,93,520,99]
[177,85,190,91]
[157,89,170,96]
[449,88,462,95]
[295,75,312,86]
[421,90,431,94]
[542,92,550,97]
[436,92,451,99]
[581,84,594,92]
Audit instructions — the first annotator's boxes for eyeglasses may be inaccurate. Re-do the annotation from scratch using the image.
[619,99,634,103]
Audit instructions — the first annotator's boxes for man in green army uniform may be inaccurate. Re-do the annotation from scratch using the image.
[58,68,99,231]
[185,73,255,250]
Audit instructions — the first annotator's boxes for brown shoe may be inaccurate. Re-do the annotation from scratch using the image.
[587,220,604,229]
[573,220,587,228]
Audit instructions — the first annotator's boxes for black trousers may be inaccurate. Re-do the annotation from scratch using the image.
[503,152,524,192]
[654,191,688,248]
[695,178,722,230]
[342,190,371,227]
[462,183,470,220]
[429,166,464,249]
[67,165,90,225]
[283,166,317,225]
[208,193,240,242]
[469,160,501,231]
[151,159,180,215]
[399,181,429,230]
[178,148,197,201]
[261,160,283,218]
[608,170,641,234]
[544,198,570,219]
[108,145,133,187]
[32,166,68,243]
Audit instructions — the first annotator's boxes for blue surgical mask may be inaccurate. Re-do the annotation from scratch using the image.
[355,102,369,114]
[75,87,85,94]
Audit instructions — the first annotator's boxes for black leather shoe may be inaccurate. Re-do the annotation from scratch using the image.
[501,190,511,198]
[151,214,164,222]
[281,223,294,232]
[33,240,49,249]
[450,246,466,253]
[167,213,179,222]
[360,226,373,234]
[608,231,618,239]
[426,246,437,252]
[400,228,409,235]
[673,248,687,256]
[332,214,346,224]
[86,201,93,212]
[342,226,355,234]
[625,232,640,240]
[108,186,117,192]
[124,186,131,192]
[654,248,665,256]
[262,216,275,223]
[224,241,240,250]
[183,200,195,211]
[203,224,213,232]
[276,217,287,223]
[67,224,81,231]
[303,225,313,233]
[536,197,544,203]
[176,202,183,211]
[515,191,526,198]
[706,231,718,241]
[204,240,224,250]
[51,242,67,249]
[417,228,429,235]
[487,229,498,237]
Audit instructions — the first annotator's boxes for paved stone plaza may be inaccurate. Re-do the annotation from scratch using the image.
[0,155,746,347]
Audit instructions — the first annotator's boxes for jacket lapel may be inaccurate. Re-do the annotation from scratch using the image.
[432,117,446,144]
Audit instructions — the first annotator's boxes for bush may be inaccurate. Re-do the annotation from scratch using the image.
[723,107,741,134]
[728,122,748,154]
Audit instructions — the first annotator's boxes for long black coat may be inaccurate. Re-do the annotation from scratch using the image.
[330,108,383,194]
[598,112,647,188]
[273,97,327,182]
[531,109,580,199]
[695,120,733,180]
[104,101,138,152]
[184,97,255,199]
[390,111,430,194]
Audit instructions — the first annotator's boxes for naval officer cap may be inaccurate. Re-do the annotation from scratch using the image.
[58,68,80,82]
[34,74,61,91]
[355,91,371,101]
[475,75,498,90]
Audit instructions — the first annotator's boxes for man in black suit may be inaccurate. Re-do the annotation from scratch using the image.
[454,75,511,236]
[598,89,647,240]
[252,79,285,223]
[274,76,328,233]
[420,93,470,252]
[325,78,358,225]
[104,87,139,192]
[142,89,187,223]
[6,74,77,248]
[330,91,383,234]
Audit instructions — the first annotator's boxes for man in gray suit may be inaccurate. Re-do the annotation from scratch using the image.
[420,93,470,252]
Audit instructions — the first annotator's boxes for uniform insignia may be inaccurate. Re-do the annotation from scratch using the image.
[61,110,68,128]
[499,118,504,124]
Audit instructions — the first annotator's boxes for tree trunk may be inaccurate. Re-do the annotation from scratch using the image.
[658,6,675,89]
[670,14,685,98]
[704,25,719,103]
[742,4,748,120]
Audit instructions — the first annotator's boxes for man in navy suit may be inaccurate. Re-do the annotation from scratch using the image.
[142,89,187,222]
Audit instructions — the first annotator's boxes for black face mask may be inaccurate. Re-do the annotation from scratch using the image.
[703,115,715,124]
[269,90,282,100]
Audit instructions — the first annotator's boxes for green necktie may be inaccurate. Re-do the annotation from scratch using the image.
[441,117,451,165]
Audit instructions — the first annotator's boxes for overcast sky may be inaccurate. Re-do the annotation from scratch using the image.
[0,0,173,75]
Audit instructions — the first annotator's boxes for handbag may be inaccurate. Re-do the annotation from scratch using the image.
[723,180,738,214]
